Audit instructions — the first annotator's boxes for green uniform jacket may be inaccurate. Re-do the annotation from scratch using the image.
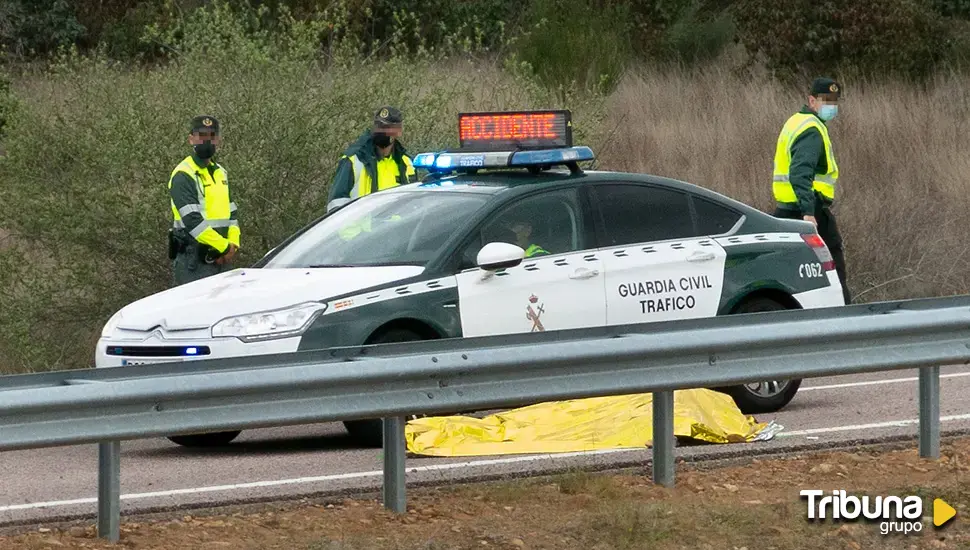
[328,129,412,203]
[781,106,832,216]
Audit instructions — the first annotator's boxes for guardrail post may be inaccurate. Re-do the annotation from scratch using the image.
[382,417,407,513]
[919,366,941,459]
[652,390,675,487]
[97,441,121,542]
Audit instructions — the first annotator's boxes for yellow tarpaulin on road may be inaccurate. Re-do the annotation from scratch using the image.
[404,388,784,457]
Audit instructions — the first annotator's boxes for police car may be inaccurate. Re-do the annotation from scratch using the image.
[96,110,845,448]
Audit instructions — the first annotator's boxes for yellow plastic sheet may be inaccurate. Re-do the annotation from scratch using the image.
[405,388,784,457]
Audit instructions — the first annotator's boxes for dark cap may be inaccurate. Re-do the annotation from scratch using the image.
[373,105,403,128]
[810,77,841,98]
[190,114,220,134]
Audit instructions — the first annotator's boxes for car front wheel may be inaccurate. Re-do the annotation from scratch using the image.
[343,328,430,448]
[719,296,802,414]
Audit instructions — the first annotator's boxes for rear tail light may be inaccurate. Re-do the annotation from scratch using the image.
[801,233,836,271]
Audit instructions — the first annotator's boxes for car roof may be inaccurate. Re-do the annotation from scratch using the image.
[382,167,766,217]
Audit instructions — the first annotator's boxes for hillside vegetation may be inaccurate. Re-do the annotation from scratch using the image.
[1,0,969,372]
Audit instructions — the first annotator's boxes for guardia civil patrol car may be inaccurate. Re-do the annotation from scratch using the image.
[96,110,845,448]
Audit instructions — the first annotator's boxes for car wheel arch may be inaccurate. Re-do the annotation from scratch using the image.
[364,317,445,345]
[722,286,802,315]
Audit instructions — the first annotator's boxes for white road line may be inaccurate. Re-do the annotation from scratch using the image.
[775,413,970,437]
[0,448,634,513]
[800,372,970,392]
[7,413,970,514]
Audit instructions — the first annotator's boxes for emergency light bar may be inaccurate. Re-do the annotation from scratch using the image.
[412,146,594,173]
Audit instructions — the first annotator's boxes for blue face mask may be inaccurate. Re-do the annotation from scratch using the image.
[818,104,838,121]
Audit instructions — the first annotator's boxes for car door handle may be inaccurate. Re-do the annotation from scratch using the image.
[569,267,600,280]
[687,251,715,262]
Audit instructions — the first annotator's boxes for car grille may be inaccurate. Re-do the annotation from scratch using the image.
[104,345,212,357]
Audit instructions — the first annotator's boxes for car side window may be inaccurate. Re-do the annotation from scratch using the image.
[590,183,694,246]
[692,195,742,235]
[459,188,585,270]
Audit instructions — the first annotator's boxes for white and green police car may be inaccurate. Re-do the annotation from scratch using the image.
[96,110,845,448]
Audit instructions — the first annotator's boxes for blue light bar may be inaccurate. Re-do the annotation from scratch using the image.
[509,146,594,167]
[413,152,437,169]
[184,347,198,356]
[412,146,594,174]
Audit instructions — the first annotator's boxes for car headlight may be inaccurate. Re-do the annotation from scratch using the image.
[101,310,123,338]
[210,302,327,342]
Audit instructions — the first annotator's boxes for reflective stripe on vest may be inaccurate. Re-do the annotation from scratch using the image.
[772,112,839,204]
[345,153,416,199]
[168,156,236,239]
[525,244,548,257]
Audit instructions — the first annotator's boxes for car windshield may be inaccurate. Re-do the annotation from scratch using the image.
[263,190,490,268]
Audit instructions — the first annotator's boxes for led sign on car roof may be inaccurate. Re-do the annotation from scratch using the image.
[458,110,572,150]
[413,110,593,175]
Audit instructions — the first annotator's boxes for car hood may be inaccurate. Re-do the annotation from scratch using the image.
[113,266,425,331]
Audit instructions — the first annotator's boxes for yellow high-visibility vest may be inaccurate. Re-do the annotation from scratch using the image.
[344,153,416,199]
[772,112,838,204]
[168,155,239,252]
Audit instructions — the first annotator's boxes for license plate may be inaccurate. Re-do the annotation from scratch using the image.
[121,358,180,366]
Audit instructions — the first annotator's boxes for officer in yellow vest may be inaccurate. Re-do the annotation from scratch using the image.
[167,114,240,286]
[484,214,549,258]
[327,105,416,212]
[772,77,850,304]
[508,219,549,258]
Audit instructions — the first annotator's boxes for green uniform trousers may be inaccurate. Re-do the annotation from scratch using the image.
[172,246,229,286]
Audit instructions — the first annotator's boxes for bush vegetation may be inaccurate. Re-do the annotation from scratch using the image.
[1,0,970,372]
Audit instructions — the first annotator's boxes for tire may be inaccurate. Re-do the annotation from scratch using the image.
[719,297,802,414]
[167,430,241,447]
[343,328,429,448]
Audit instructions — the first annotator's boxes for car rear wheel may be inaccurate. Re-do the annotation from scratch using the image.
[167,430,241,447]
[343,328,429,448]
[719,296,802,414]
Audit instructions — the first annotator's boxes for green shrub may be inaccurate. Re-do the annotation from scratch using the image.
[0,0,85,58]
[655,2,737,65]
[0,0,607,373]
[0,0,518,63]
[934,0,970,18]
[334,0,517,57]
[510,0,634,94]
[733,0,949,82]
[630,0,735,64]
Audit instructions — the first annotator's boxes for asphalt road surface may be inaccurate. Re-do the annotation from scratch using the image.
[3,365,970,528]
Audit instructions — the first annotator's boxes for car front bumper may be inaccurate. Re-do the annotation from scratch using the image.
[95,332,304,368]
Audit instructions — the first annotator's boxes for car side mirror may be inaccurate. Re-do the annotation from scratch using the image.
[477,242,525,271]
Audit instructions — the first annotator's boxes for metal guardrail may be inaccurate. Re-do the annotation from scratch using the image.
[2,296,970,541]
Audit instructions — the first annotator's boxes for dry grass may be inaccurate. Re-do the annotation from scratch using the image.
[594,62,970,302]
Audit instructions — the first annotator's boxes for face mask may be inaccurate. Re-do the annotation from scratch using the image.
[194,140,216,159]
[818,104,838,121]
[373,133,392,148]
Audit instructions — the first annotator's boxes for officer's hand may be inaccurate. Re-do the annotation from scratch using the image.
[217,244,238,264]
[802,215,817,227]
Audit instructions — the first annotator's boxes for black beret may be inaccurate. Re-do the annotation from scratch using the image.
[373,105,403,127]
[190,114,220,134]
[810,77,841,98]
